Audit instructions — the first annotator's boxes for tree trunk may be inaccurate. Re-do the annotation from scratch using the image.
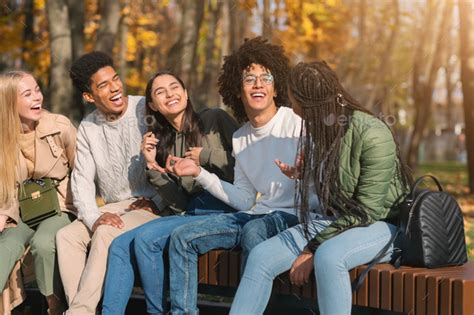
[227,0,241,53]
[188,0,205,91]
[444,13,455,131]
[341,0,366,88]
[366,0,400,114]
[22,0,34,62]
[196,0,223,109]
[166,0,204,86]
[66,0,84,60]
[262,0,272,40]
[95,0,121,53]
[118,1,129,94]
[274,0,281,30]
[65,0,85,122]
[459,0,474,192]
[224,1,248,54]
[406,0,453,167]
[45,0,73,116]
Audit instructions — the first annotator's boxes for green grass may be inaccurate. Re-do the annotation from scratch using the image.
[415,162,469,196]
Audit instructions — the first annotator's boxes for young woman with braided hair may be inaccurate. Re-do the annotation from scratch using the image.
[229,61,411,315]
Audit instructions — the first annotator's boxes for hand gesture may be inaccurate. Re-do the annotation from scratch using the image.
[289,250,314,286]
[92,212,124,232]
[167,155,201,178]
[184,147,203,166]
[141,132,163,172]
[275,153,303,180]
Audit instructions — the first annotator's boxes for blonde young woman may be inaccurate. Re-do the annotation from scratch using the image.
[0,71,76,314]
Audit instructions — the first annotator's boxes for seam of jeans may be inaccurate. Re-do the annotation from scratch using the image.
[177,228,242,313]
[151,235,171,252]
[181,228,241,245]
[339,230,392,268]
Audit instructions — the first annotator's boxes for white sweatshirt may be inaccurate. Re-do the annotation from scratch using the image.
[195,106,319,216]
[71,96,161,230]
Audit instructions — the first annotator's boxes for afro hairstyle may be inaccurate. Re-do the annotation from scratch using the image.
[69,51,114,94]
[218,37,290,123]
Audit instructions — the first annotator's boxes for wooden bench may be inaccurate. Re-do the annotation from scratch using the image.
[197,250,474,315]
[16,249,474,314]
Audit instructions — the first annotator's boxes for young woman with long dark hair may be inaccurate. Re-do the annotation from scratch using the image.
[101,71,238,315]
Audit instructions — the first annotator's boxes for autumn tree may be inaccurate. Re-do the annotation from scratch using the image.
[45,0,74,116]
[459,0,474,192]
[406,0,454,167]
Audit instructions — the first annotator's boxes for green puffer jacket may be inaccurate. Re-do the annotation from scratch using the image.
[309,110,408,249]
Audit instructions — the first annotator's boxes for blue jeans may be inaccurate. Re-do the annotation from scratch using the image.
[168,210,299,315]
[229,220,398,315]
[101,192,235,315]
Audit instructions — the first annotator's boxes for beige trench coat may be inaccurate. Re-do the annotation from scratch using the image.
[0,111,77,314]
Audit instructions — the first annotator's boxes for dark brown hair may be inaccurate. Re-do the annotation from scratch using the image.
[145,71,203,166]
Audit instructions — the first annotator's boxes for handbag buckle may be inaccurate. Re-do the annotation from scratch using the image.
[31,191,41,199]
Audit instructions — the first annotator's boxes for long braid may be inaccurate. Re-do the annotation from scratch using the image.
[289,61,411,241]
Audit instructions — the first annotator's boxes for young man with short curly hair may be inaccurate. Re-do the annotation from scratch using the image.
[165,37,319,314]
[56,51,162,315]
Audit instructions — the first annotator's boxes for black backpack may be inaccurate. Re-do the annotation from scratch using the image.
[353,175,468,290]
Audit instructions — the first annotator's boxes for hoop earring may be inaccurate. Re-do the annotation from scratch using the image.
[336,93,346,107]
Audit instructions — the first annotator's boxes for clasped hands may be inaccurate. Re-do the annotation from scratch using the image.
[141,131,202,177]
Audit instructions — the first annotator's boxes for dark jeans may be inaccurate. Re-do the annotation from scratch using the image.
[168,210,299,315]
[102,191,235,315]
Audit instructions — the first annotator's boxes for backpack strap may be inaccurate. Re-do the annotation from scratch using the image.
[351,228,401,291]
[412,175,443,193]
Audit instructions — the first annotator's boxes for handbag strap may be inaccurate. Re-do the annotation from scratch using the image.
[351,228,400,292]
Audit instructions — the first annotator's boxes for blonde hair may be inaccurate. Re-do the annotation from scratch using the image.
[0,71,28,205]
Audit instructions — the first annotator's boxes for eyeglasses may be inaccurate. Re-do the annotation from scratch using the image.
[242,73,274,86]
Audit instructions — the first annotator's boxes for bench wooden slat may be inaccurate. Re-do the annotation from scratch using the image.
[208,250,219,285]
[356,267,369,306]
[440,276,454,315]
[415,273,428,315]
[228,251,240,287]
[453,279,474,315]
[216,250,229,286]
[368,268,381,308]
[380,269,394,310]
[403,268,418,314]
[349,269,357,304]
[197,251,474,314]
[423,272,461,315]
[392,269,405,313]
[198,254,208,284]
[426,275,441,315]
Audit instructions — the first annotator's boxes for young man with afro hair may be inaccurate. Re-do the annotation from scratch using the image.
[165,37,319,314]
[55,51,163,315]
